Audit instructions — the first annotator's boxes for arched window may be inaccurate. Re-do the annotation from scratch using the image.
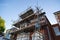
[32,31,43,40]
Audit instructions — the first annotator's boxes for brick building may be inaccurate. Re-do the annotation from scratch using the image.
[10,8,60,40]
[54,11,60,25]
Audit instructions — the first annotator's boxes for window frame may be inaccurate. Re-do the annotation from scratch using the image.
[53,27,60,36]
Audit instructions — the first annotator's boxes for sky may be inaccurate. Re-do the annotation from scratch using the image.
[0,0,60,30]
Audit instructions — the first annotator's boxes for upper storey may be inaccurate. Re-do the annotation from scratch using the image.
[20,8,34,19]
[13,8,51,31]
[54,11,60,25]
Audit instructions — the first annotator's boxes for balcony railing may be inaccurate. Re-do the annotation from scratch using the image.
[20,19,47,30]
[11,17,47,33]
[19,22,35,30]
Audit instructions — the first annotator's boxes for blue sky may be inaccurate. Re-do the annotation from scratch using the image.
[0,0,60,30]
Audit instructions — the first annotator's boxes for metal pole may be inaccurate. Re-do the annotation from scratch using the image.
[35,7,44,40]
[47,27,51,40]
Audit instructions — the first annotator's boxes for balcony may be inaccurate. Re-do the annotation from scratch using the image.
[19,17,47,31]
[11,16,48,34]
[19,22,35,30]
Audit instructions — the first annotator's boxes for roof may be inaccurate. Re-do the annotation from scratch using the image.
[54,11,60,15]
[20,8,34,19]
[51,24,59,27]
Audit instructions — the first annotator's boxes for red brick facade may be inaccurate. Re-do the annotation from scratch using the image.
[10,9,60,40]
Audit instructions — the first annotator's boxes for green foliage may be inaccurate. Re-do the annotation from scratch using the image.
[0,17,5,33]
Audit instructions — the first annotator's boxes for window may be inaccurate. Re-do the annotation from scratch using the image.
[17,33,30,40]
[32,31,43,40]
[53,27,60,36]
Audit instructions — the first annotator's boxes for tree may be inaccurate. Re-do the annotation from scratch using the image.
[0,16,5,33]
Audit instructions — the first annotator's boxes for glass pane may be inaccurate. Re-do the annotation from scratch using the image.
[53,27,60,36]
[32,32,43,40]
[17,33,29,40]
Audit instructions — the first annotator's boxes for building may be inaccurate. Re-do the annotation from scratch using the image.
[51,24,60,40]
[10,8,60,40]
[5,27,18,40]
[54,11,60,25]
[52,11,60,40]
